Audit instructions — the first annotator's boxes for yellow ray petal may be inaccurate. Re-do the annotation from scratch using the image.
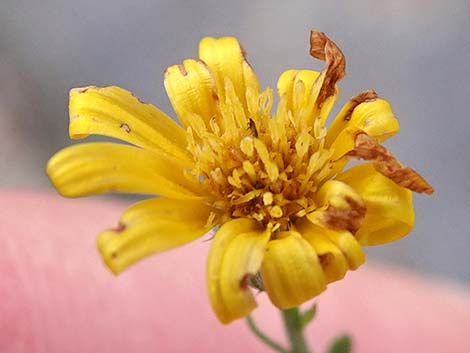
[277,69,337,129]
[206,218,265,324]
[218,229,271,322]
[164,59,220,129]
[336,163,415,245]
[328,126,358,163]
[97,197,215,274]
[325,93,400,147]
[199,36,260,113]
[295,219,349,283]
[277,70,321,114]
[324,229,365,269]
[69,86,193,166]
[260,231,326,309]
[307,180,366,234]
[46,142,202,199]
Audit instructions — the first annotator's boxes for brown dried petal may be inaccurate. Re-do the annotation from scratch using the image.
[309,30,346,107]
[323,196,366,234]
[347,132,434,194]
[342,90,378,121]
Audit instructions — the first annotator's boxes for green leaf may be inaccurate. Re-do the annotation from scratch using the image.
[328,335,352,353]
[300,303,317,329]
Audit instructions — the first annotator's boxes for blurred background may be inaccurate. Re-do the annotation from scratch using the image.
[0,0,468,284]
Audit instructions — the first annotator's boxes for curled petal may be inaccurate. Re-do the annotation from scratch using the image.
[337,163,415,245]
[297,220,365,280]
[326,229,365,269]
[329,126,359,163]
[307,180,366,234]
[164,59,220,129]
[326,93,400,146]
[260,231,326,309]
[46,142,201,199]
[274,31,344,130]
[218,230,271,322]
[296,219,349,283]
[277,70,320,113]
[347,132,434,194]
[206,218,266,324]
[329,128,434,195]
[97,198,215,274]
[199,36,260,113]
[309,30,346,109]
[69,86,192,165]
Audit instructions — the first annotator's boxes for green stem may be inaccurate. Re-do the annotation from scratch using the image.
[245,315,289,353]
[282,307,311,353]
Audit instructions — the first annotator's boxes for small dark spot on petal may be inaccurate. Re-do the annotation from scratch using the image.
[120,123,131,133]
[240,45,247,59]
[130,92,147,104]
[240,273,253,290]
[318,253,333,267]
[113,222,126,233]
[178,64,188,76]
[71,86,95,94]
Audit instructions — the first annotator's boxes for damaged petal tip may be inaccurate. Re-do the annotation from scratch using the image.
[343,90,379,121]
[351,89,378,104]
[381,167,434,195]
[177,63,188,76]
[239,273,253,290]
[309,30,329,60]
[349,132,434,194]
[70,86,97,95]
[309,29,346,107]
[112,222,126,233]
[309,29,345,69]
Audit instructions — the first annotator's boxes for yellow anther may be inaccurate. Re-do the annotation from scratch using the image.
[269,205,283,218]
[227,175,242,188]
[209,117,221,135]
[232,190,262,205]
[263,192,274,206]
[210,168,225,185]
[253,138,279,182]
[295,131,311,159]
[242,160,256,180]
[240,137,254,157]
[205,212,217,228]
[253,213,265,222]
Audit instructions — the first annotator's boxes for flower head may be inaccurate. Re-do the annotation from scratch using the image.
[47,30,433,324]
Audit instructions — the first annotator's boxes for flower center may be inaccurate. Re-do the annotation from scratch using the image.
[187,79,334,229]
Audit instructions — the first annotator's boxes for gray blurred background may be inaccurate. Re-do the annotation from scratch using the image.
[0,0,468,284]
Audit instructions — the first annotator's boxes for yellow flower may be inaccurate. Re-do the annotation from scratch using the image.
[46,30,433,324]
